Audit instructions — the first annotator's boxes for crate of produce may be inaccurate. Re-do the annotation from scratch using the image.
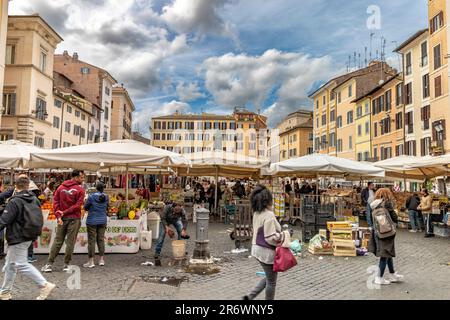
[327,221,352,231]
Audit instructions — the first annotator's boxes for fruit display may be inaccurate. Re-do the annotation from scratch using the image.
[41,201,56,220]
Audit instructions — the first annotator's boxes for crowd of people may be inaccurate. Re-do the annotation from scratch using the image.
[0,170,114,300]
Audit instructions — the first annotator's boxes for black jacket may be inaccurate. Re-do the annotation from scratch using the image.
[406,195,421,211]
[0,191,41,245]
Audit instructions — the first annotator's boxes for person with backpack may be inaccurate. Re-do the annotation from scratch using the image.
[406,192,422,232]
[0,176,56,300]
[83,182,109,268]
[41,170,85,273]
[369,188,404,285]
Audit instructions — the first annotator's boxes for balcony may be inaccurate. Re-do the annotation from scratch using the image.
[431,140,445,156]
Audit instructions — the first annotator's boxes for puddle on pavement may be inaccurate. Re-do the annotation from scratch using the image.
[139,275,188,287]
[184,264,221,275]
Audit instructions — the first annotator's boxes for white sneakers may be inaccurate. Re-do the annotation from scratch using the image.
[374,273,404,285]
[374,276,391,285]
[409,229,417,233]
[36,282,56,300]
[83,262,95,268]
[386,272,404,283]
[0,292,12,300]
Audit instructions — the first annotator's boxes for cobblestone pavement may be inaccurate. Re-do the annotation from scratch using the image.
[1,221,450,300]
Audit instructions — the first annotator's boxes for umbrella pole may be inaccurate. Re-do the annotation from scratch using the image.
[108,168,111,188]
[10,168,13,186]
[125,164,129,206]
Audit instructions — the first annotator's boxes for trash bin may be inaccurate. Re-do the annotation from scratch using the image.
[147,211,161,240]
[140,230,152,250]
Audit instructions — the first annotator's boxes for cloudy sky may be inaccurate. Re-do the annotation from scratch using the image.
[9,0,428,136]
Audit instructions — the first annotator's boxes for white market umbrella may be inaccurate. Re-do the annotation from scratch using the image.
[268,154,385,179]
[29,140,190,203]
[0,140,43,168]
[374,155,448,180]
[179,150,270,211]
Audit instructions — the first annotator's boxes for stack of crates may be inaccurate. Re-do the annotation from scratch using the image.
[299,198,336,243]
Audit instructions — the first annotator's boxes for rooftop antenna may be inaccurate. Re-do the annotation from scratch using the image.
[364,47,368,67]
[369,32,375,62]
[353,52,357,70]
[380,36,386,62]
[348,55,351,72]
[358,53,361,69]
[376,49,379,61]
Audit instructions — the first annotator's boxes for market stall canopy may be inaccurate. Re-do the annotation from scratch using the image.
[405,154,450,177]
[177,151,270,178]
[29,140,191,171]
[374,155,448,180]
[267,154,385,178]
[0,140,43,168]
[99,166,175,175]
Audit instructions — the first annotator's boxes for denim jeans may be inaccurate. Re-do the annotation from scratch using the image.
[0,241,47,294]
[247,261,278,300]
[408,210,420,231]
[379,257,395,277]
[366,204,372,227]
[155,219,183,255]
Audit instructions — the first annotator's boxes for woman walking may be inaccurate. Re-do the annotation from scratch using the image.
[244,185,289,300]
[83,182,109,268]
[369,188,404,285]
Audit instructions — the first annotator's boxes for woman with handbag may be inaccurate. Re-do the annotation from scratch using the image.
[243,185,290,300]
[368,188,403,285]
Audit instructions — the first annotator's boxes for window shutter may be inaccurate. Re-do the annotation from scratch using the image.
[442,120,446,140]
[10,93,16,115]
[439,11,444,27]
[432,122,437,141]
[413,141,417,156]
[421,139,425,156]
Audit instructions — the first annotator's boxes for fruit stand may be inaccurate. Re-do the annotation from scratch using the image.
[36,190,151,254]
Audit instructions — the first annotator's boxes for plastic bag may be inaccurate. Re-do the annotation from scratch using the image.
[289,239,302,255]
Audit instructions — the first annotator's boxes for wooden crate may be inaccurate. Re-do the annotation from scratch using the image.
[308,247,333,255]
[332,239,356,257]
[327,221,352,230]
[333,250,357,257]
[330,229,353,241]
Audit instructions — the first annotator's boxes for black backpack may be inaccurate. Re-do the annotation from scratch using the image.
[13,195,43,240]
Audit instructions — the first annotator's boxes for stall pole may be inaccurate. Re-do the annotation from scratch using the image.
[108,168,111,188]
[125,164,129,206]
[214,165,219,214]
[10,168,14,185]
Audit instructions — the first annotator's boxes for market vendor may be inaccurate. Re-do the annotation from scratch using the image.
[154,202,189,260]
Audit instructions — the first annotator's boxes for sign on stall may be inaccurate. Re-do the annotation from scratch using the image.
[34,213,147,254]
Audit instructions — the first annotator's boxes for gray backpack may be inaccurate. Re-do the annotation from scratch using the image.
[371,202,396,239]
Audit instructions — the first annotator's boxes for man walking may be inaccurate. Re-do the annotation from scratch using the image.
[154,202,189,260]
[0,176,55,300]
[42,170,85,272]
[361,182,376,227]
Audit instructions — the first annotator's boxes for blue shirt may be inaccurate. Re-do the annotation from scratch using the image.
[84,192,109,225]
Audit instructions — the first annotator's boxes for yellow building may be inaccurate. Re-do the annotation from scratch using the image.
[150,108,268,158]
[0,0,9,125]
[277,109,313,160]
[353,97,372,161]
[395,29,431,156]
[0,15,63,147]
[310,61,395,159]
[111,86,135,140]
[428,0,449,154]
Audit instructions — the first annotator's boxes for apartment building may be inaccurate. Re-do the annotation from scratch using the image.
[111,86,135,140]
[356,75,405,161]
[53,71,95,147]
[428,0,449,154]
[310,61,396,160]
[395,29,432,156]
[54,51,117,142]
[0,0,8,124]
[277,109,313,160]
[0,15,63,147]
[354,97,372,161]
[150,108,268,158]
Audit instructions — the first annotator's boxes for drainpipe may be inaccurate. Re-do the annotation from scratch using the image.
[59,100,65,148]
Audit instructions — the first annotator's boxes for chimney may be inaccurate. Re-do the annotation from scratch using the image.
[73,52,78,60]
[63,50,68,57]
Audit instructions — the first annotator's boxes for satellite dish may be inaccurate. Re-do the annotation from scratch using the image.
[378,79,384,85]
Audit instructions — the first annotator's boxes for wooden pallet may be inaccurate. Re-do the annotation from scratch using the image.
[308,247,333,255]
[333,250,357,257]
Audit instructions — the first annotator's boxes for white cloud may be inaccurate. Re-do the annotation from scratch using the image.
[202,49,336,125]
[132,100,191,137]
[176,82,205,101]
[8,0,188,98]
[161,0,237,40]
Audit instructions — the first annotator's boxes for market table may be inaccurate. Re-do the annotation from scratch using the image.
[34,212,148,254]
